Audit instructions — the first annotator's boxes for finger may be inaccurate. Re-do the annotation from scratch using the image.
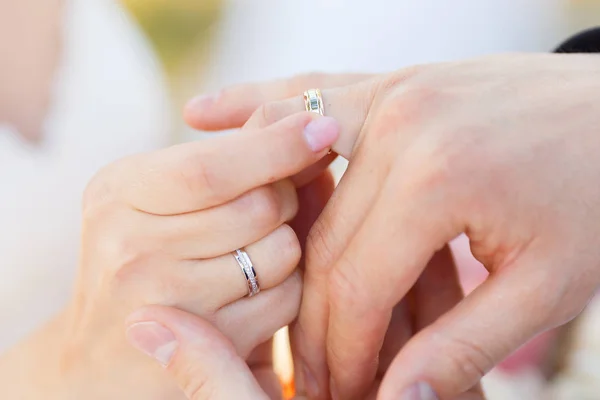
[384,383,485,400]
[126,305,268,400]
[288,171,335,396]
[164,224,301,312]
[292,144,390,399]
[378,256,582,400]
[215,271,303,359]
[291,152,338,188]
[252,366,284,400]
[290,170,336,256]
[413,246,464,330]
[377,301,412,377]
[376,247,476,379]
[326,176,458,400]
[247,341,284,400]
[158,179,298,259]
[411,246,485,396]
[113,112,340,215]
[242,80,377,160]
[238,78,379,189]
[185,73,374,131]
[376,248,460,378]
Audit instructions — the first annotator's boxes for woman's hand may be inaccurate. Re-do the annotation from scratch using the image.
[185,53,600,399]
[126,305,274,400]
[58,112,339,398]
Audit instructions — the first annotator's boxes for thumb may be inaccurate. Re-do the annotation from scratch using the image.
[126,305,269,400]
[378,260,573,399]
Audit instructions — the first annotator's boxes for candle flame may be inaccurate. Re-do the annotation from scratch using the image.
[273,326,295,399]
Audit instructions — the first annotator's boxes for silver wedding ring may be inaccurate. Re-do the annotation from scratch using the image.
[303,88,324,116]
[233,248,260,297]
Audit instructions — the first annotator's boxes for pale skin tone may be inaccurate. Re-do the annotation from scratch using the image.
[123,305,481,400]
[0,110,341,398]
[183,53,600,400]
[0,0,63,142]
[5,8,600,397]
[0,65,479,399]
[0,2,484,397]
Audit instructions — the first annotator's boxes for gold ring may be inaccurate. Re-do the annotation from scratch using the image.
[303,88,324,116]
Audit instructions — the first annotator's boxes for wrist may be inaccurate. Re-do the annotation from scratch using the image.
[0,309,71,399]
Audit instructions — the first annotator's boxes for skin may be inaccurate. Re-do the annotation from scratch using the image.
[0,0,63,142]
[0,112,339,398]
[185,53,600,399]
[126,305,482,400]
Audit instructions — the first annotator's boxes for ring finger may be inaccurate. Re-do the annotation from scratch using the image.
[186,78,377,160]
[242,81,375,160]
[184,72,374,131]
[157,223,302,313]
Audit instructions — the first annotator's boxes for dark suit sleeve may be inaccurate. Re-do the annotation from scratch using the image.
[555,27,600,53]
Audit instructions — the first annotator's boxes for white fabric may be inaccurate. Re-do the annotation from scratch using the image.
[0,0,170,351]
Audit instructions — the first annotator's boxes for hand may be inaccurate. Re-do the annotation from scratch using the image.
[185,53,600,399]
[59,112,339,398]
[125,305,484,400]
[126,305,274,400]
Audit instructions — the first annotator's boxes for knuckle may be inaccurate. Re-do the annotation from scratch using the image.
[400,131,475,202]
[272,224,302,269]
[173,364,214,400]
[246,186,284,229]
[429,331,492,387]
[288,72,327,93]
[98,234,149,274]
[277,271,303,320]
[532,273,588,328]
[376,84,439,136]
[254,101,285,127]
[178,153,224,206]
[82,165,118,215]
[83,211,153,276]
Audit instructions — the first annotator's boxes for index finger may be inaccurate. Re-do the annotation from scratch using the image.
[102,112,339,215]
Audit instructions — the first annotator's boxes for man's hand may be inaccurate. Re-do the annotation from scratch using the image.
[185,54,600,399]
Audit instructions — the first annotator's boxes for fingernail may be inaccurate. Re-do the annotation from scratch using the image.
[303,116,340,152]
[187,93,216,110]
[329,377,339,400]
[302,363,319,398]
[401,382,439,400]
[126,321,178,366]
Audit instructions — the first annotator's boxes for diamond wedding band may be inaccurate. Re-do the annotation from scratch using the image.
[232,248,260,297]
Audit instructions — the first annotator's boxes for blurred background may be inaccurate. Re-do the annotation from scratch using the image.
[121,0,600,142]
[2,1,600,399]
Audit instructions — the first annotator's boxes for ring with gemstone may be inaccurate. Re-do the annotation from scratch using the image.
[303,88,324,116]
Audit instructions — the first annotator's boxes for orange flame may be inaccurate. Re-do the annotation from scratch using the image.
[273,326,295,399]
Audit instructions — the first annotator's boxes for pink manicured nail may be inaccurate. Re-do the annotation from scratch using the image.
[126,321,178,366]
[303,117,340,152]
[401,382,439,400]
